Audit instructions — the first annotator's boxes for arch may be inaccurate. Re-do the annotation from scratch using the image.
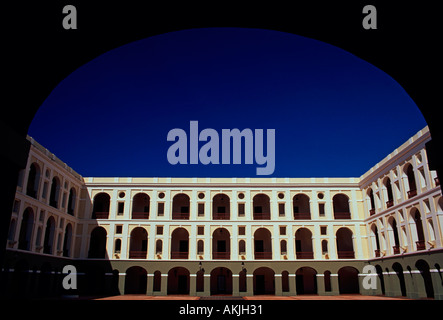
[170,227,189,259]
[156,239,163,254]
[410,208,425,250]
[114,238,122,253]
[67,187,76,215]
[43,216,55,254]
[254,228,272,259]
[280,239,287,255]
[253,267,275,295]
[252,193,271,220]
[167,267,190,295]
[367,188,375,215]
[153,270,162,292]
[383,177,394,207]
[387,216,401,254]
[212,193,230,220]
[415,259,434,298]
[125,266,147,294]
[333,193,351,219]
[210,267,233,295]
[392,262,407,296]
[212,228,231,259]
[293,193,311,219]
[295,228,313,259]
[404,163,417,198]
[132,192,150,219]
[172,193,190,219]
[338,266,359,294]
[18,207,34,251]
[62,223,73,257]
[26,162,40,198]
[370,224,381,257]
[336,227,354,259]
[92,192,110,219]
[49,176,60,208]
[324,270,332,292]
[88,226,107,258]
[239,270,247,292]
[281,271,289,292]
[296,267,317,294]
[129,227,148,259]
[239,240,246,255]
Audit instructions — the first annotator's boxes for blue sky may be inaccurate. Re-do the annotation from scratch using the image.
[28,28,427,178]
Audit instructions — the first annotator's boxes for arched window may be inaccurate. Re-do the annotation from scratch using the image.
[252,194,271,220]
[92,193,110,219]
[172,194,190,219]
[239,240,246,255]
[114,239,122,253]
[26,163,40,198]
[336,228,354,258]
[212,228,230,259]
[18,207,34,251]
[67,188,76,215]
[212,194,230,220]
[129,227,148,259]
[88,227,107,258]
[197,240,204,255]
[368,188,375,215]
[49,177,60,208]
[132,193,150,219]
[156,239,163,254]
[293,194,311,219]
[333,194,351,219]
[254,228,272,259]
[62,223,72,257]
[295,228,314,259]
[43,216,56,254]
[384,178,394,208]
[404,164,417,198]
[280,240,287,255]
[170,228,189,259]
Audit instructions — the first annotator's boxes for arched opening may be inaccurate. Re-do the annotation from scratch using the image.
[170,228,189,259]
[88,226,107,258]
[324,271,332,292]
[281,271,289,292]
[125,266,147,294]
[49,177,60,208]
[295,228,314,259]
[172,193,190,219]
[132,192,150,219]
[212,228,231,259]
[26,162,40,199]
[156,239,163,255]
[392,262,407,296]
[239,240,246,255]
[67,187,76,215]
[92,192,110,219]
[197,239,204,255]
[212,193,230,220]
[114,239,122,253]
[404,163,417,198]
[43,216,55,254]
[368,188,375,215]
[415,260,434,298]
[167,267,190,295]
[338,267,359,294]
[254,228,272,259]
[129,227,148,259]
[18,207,34,251]
[62,223,72,257]
[252,194,271,220]
[410,208,426,250]
[239,270,247,292]
[370,224,381,257]
[280,240,287,255]
[336,227,354,259]
[333,193,351,219]
[253,267,275,295]
[196,270,204,292]
[384,177,394,208]
[210,267,233,295]
[293,193,311,219]
[295,267,317,294]
[387,217,400,254]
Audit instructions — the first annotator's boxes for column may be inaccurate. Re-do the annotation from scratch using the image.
[203,274,211,296]
[148,226,156,260]
[118,271,126,295]
[190,273,197,296]
[329,273,340,295]
[246,225,253,260]
[246,274,254,296]
[272,225,280,260]
[160,273,168,295]
[232,274,240,296]
[147,273,154,295]
[189,224,197,260]
[275,274,282,295]
[288,273,296,295]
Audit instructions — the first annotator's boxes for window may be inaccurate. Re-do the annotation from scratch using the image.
[198,203,205,216]
[319,203,325,217]
[238,203,245,217]
[197,226,204,235]
[156,239,162,254]
[278,203,285,216]
[114,239,121,253]
[156,226,163,235]
[238,226,246,235]
[116,225,123,234]
[197,240,204,254]
[117,202,124,215]
[280,240,287,254]
[280,226,286,235]
[320,226,327,235]
[157,203,164,216]
[239,240,246,255]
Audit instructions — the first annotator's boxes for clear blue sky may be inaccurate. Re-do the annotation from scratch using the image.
[28,28,427,178]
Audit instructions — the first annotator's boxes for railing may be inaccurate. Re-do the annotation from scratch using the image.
[172,212,190,220]
[171,251,189,259]
[132,212,149,219]
[296,251,314,259]
[213,213,230,220]
[93,212,109,219]
[337,251,355,259]
[386,200,393,208]
[129,251,147,259]
[334,212,351,219]
[407,189,417,199]
[253,213,271,220]
[392,245,400,255]
[416,240,426,251]
[293,212,311,220]
[369,208,375,216]
[254,252,272,259]
[213,252,230,259]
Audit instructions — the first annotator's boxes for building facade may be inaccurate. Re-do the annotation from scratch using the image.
[2,126,443,299]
